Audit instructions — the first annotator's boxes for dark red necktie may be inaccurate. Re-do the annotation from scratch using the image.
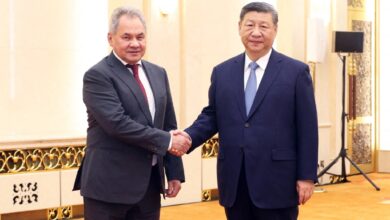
[126,64,148,104]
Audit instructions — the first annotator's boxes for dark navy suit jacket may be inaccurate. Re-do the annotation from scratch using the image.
[186,50,318,209]
[74,52,184,204]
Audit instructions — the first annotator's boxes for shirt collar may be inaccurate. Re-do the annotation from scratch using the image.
[245,49,272,70]
[113,51,142,67]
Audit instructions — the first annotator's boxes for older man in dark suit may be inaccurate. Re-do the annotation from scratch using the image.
[176,2,318,220]
[73,6,190,220]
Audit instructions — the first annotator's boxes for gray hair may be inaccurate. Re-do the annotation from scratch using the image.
[240,2,278,26]
[109,6,147,33]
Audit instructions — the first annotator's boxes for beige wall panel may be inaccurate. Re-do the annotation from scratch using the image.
[0,1,9,47]
[0,171,60,214]
[303,0,348,172]
[0,0,108,141]
[143,0,203,206]
[145,0,183,126]
[177,0,247,204]
[201,158,218,190]
[109,0,144,16]
[318,124,332,184]
[60,169,83,206]
[181,0,245,127]
[0,48,10,133]
[162,149,203,206]
[277,0,306,60]
[378,150,390,172]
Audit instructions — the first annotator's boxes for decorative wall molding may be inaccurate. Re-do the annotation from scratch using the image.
[348,0,364,9]
[0,145,85,174]
[48,206,73,220]
[201,136,219,158]
[201,189,219,201]
[12,182,38,205]
[0,205,82,220]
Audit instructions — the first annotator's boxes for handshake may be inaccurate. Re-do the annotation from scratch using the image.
[169,130,192,157]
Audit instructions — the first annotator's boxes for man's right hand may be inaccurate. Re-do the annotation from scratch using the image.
[169,130,192,156]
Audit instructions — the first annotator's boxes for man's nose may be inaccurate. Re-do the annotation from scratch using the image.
[128,39,140,47]
[251,27,263,36]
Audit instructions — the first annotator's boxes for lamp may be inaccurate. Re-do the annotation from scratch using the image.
[158,0,176,16]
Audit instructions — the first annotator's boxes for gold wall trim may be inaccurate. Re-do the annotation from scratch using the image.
[201,136,219,158]
[347,0,376,173]
[0,145,85,174]
[0,135,220,172]
[201,189,219,202]
[48,206,73,220]
[374,0,380,172]
[0,205,83,220]
[348,116,373,124]
[348,0,365,9]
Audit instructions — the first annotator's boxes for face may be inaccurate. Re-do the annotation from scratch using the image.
[239,11,277,60]
[108,15,146,64]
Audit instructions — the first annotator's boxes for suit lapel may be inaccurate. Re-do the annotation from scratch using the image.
[247,50,282,118]
[231,54,247,121]
[107,53,153,125]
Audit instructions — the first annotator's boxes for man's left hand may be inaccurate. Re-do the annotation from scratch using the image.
[166,180,181,198]
[296,180,314,205]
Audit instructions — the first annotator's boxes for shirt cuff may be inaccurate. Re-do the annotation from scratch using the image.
[167,132,173,150]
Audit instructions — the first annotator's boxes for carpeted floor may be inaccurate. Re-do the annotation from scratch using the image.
[160,173,390,220]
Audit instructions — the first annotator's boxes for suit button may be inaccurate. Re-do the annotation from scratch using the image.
[244,123,250,128]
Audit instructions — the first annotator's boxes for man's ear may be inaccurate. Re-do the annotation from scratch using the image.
[107,33,112,45]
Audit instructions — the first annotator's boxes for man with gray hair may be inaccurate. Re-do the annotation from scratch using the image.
[73,6,191,220]
[176,2,318,219]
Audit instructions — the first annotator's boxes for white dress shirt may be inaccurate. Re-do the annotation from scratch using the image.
[244,49,272,90]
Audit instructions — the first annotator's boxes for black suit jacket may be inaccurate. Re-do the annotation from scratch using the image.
[74,52,184,204]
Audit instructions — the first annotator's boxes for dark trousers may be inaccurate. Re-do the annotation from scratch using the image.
[83,166,161,220]
[225,162,298,220]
